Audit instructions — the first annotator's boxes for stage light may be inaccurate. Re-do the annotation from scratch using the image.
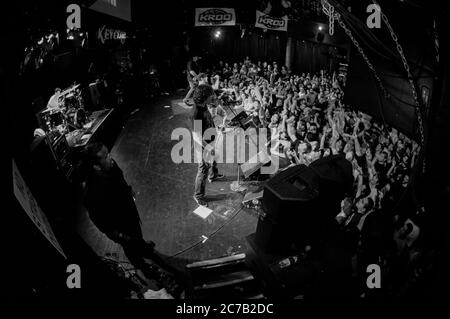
[318,26,323,31]
[281,0,292,8]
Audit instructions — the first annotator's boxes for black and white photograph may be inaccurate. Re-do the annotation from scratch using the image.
[4,0,450,307]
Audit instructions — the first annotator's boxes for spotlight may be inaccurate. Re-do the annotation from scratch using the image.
[318,25,323,31]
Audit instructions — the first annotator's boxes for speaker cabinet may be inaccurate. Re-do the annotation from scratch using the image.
[83,82,104,111]
[255,155,353,252]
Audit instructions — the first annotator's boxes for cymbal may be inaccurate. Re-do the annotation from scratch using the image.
[41,107,62,114]
[60,84,80,95]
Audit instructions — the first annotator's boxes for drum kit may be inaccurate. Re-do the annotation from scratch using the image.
[40,84,87,132]
[41,107,65,132]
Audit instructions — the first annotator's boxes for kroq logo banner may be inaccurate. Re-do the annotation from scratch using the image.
[255,10,288,31]
[195,8,236,26]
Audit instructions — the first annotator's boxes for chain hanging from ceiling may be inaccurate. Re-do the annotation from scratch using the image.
[322,0,426,178]
[321,0,336,35]
[371,0,426,172]
[321,0,390,100]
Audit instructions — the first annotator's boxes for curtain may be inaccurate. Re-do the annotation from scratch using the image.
[193,28,287,65]
[292,40,332,74]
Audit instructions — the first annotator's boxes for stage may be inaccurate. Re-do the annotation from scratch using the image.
[76,91,264,269]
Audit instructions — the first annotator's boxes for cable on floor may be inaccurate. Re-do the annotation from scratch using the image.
[168,205,245,259]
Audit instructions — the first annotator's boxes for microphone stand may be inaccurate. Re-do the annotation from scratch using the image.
[220,94,253,193]
[230,125,247,192]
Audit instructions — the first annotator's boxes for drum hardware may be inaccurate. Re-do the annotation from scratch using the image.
[60,84,80,96]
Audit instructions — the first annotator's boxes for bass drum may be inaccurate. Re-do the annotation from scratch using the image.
[46,109,64,130]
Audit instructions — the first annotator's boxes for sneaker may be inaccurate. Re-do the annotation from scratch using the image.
[193,196,208,207]
[183,99,194,106]
[208,174,225,183]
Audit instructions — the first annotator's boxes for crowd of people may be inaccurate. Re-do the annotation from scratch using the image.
[194,56,425,295]
[80,54,426,297]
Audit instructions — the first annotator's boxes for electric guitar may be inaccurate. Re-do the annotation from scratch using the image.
[204,127,224,164]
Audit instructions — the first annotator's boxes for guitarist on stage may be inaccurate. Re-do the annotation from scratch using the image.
[192,84,225,207]
[183,55,201,106]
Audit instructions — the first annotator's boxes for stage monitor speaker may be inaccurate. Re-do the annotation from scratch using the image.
[228,110,248,127]
[255,155,353,252]
[240,151,271,179]
[242,117,257,130]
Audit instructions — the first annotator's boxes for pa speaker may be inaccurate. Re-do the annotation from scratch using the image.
[255,155,353,252]
[262,164,320,223]
[309,154,353,201]
[240,151,272,179]
[255,164,321,251]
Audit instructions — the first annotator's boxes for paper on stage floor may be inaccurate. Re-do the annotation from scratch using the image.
[193,205,213,219]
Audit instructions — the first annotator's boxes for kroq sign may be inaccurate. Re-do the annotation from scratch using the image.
[257,15,286,29]
[199,9,232,24]
[195,8,235,26]
[255,10,288,31]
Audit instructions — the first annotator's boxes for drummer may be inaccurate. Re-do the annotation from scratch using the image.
[46,87,63,110]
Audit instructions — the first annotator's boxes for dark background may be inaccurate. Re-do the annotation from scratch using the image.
[3,0,450,298]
